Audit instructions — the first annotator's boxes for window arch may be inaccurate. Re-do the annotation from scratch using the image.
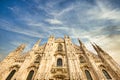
[6,70,16,80]
[102,69,112,79]
[57,58,62,66]
[26,70,34,80]
[85,70,93,80]
[80,56,86,63]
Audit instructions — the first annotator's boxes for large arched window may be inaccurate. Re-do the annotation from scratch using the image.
[102,69,112,79]
[57,58,62,66]
[6,70,16,80]
[80,56,86,63]
[85,70,93,80]
[26,70,34,80]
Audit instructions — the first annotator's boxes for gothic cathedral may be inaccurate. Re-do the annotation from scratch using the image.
[0,35,120,80]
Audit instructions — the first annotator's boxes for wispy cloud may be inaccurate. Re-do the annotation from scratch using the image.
[0,19,48,38]
[49,26,69,30]
[45,18,62,25]
[0,0,120,64]
[49,4,74,17]
[87,0,120,22]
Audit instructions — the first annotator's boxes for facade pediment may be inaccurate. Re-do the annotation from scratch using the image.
[55,38,64,43]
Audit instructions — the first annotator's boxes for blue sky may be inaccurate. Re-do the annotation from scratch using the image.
[0,0,120,64]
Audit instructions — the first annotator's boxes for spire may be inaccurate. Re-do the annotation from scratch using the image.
[8,44,26,57]
[67,35,70,39]
[91,42,109,56]
[78,38,86,48]
[49,35,54,38]
[32,39,41,50]
[78,38,82,46]
[94,43,104,53]
[15,44,26,53]
[78,38,87,53]
[64,35,68,39]
[90,42,99,53]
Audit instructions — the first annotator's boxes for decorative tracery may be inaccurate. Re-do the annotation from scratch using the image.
[58,43,63,51]
[34,55,41,63]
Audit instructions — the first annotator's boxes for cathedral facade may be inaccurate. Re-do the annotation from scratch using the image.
[0,35,120,80]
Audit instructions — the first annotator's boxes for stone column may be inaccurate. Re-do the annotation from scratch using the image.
[64,36,84,80]
[35,36,55,79]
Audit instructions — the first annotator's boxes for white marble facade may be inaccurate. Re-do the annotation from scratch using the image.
[0,35,120,80]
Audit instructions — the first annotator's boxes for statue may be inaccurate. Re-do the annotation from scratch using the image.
[58,43,63,51]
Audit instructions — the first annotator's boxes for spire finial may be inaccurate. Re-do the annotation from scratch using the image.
[91,42,99,53]
[78,38,82,45]
[93,42,104,52]
[8,44,26,57]
[32,39,41,50]
[64,35,67,38]
[78,38,87,50]
[15,44,26,52]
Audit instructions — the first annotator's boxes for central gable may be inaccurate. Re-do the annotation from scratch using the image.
[55,38,64,43]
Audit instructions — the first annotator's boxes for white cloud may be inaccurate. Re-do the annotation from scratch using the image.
[45,18,62,25]
[87,0,120,22]
[28,23,43,27]
[50,5,74,17]
[1,0,120,65]
[68,26,120,65]
[49,26,69,30]
[0,19,47,38]
[85,34,120,65]
[10,40,33,53]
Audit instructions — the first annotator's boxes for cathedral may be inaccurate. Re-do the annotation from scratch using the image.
[0,35,120,80]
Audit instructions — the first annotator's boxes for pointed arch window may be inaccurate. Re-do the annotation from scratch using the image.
[26,70,34,80]
[80,56,86,63]
[85,70,93,80]
[102,69,112,79]
[6,70,16,80]
[57,58,62,66]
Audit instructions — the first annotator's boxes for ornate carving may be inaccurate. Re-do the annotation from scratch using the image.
[1,36,120,80]
[51,67,68,73]
[9,65,20,71]
[58,43,63,51]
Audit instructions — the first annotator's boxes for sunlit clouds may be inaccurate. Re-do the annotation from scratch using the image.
[0,0,120,64]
